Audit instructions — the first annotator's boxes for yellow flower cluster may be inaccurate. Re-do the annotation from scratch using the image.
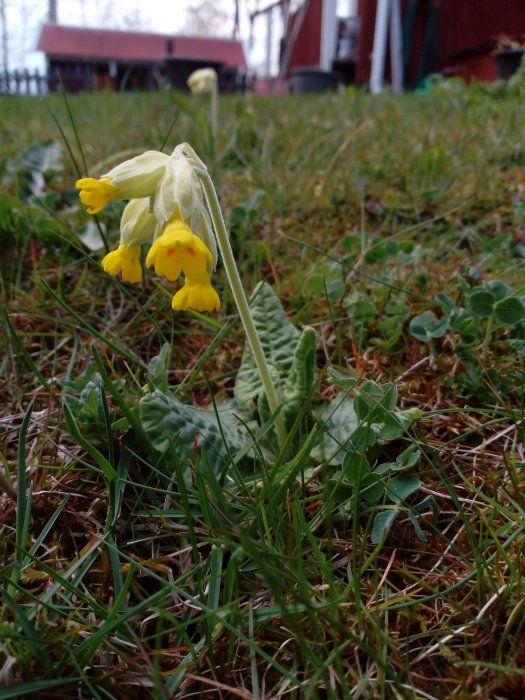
[76,146,220,312]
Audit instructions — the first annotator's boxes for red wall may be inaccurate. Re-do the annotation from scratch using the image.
[357,0,525,85]
[284,0,323,77]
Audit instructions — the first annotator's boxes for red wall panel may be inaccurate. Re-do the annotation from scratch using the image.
[356,0,525,85]
[284,0,323,76]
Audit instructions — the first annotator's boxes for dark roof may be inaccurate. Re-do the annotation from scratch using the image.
[37,23,247,68]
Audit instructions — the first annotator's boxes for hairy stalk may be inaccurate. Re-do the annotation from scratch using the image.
[210,83,218,146]
[184,144,286,447]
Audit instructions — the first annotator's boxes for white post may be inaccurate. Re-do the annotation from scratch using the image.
[370,0,390,93]
[390,0,403,92]
[265,6,273,76]
[320,0,338,72]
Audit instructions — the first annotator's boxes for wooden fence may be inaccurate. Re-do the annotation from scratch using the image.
[0,70,48,95]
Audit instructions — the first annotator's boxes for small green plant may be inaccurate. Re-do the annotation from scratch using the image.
[410,277,525,399]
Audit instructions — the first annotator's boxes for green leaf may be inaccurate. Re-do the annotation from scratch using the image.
[140,389,258,471]
[234,281,301,408]
[19,139,62,173]
[327,367,359,391]
[360,472,385,503]
[387,474,421,503]
[0,678,83,698]
[375,445,421,474]
[354,380,398,423]
[494,297,524,325]
[344,291,378,323]
[450,308,477,344]
[385,298,410,318]
[469,290,495,317]
[409,511,427,541]
[62,403,117,481]
[379,407,421,439]
[13,140,63,200]
[435,292,456,315]
[484,280,509,301]
[311,395,363,465]
[409,310,449,341]
[371,508,399,544]
[411,494,439,517]
[146,342,172,392]
[408,494,439,542]
[282,326,317,428]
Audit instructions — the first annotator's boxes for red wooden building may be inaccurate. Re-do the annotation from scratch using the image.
[269,0,525,91]
[37,24,247,92]
[356,0,525,86]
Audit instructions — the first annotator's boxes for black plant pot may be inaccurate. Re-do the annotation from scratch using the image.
[494,49,525,80]
[291,68,339,94]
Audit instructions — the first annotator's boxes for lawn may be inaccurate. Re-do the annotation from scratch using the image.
[1,82,524,699]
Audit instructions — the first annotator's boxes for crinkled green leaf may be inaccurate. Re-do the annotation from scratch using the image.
[450,308,477,344]
[282,326,317,428]
[13,140,63,199]
[234,281,301,408]
[146,342,172,392]
[140,389,259,471]
[410,494,439,517]
[18,139,62,173]
[409,512,427,541]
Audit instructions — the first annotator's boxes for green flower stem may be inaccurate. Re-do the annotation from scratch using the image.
[210,84,218,146]
[187,147,286,447]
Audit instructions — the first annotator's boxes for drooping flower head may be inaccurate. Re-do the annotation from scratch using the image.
[76,144,221,312]
[187,67,218,95]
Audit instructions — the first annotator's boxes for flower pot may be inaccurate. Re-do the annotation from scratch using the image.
[291,68,339,94]
[494,49,525,80]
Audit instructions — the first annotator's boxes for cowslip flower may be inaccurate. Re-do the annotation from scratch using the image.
[153,147,217,266]
[172,275,220,312]
[146,218,220,312]
[76,151,169,214]
[100,197,158,283]
[101,245,142,283]
[187,67,218,94]
[75,141,285,442]
[76,145,220,312]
